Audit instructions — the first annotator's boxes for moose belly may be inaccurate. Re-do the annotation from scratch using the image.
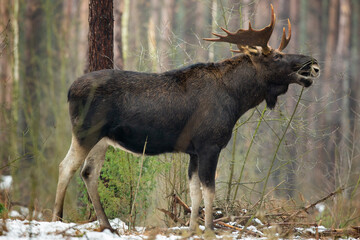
[105,124,183,155]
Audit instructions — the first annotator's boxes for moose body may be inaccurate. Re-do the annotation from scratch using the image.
[69,58,263,155]
[53,5,320,233]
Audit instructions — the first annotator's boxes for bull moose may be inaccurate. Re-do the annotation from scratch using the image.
[53,5,320,233]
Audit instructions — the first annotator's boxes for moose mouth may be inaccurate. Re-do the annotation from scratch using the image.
[295,62,320,87]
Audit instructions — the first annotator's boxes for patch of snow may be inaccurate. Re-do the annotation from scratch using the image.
[7,206,42,220]
[247,225,264,236]
[304,225,327,234]
[228,221,237,226]
[0,219,141,240]
[315,203,325,213]
[253,218,264,226]
[156,234,182,240]
[0,175,12,190]
[8,210,22,218]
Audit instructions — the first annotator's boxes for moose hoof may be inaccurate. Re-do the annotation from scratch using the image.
[189,223,202,236]
[203,228,216,239]
[100,226,118,235]
[51,215,62,222]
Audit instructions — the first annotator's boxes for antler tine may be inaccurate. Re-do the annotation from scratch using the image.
[278,18,291,51]
[220,27,234,35]
[202,27,236,42]
[203,33,226,42]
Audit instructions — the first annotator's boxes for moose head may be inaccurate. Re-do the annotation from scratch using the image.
[204,4,320,108]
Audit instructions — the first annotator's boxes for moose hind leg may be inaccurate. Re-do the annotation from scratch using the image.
[188,154,202,231]
[198,146,220,230]
[53,135,89,221]
[80,138,112,230]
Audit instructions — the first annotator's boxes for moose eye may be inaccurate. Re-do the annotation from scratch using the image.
[273,54,282,61]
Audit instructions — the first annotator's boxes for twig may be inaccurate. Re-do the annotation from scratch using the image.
[215,221,262,237]
[157,208,186,225]
[129,137,148,228]
[258,87,305,209]
[213,212,292,224]
[314,228,360,238]
[283,187,344,222]
[251,180,285,209]
[172,194,191,213]
[233,106,267,201]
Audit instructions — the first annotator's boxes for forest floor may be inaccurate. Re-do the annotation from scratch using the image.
[0,177,359,239]
[1,217,359,240]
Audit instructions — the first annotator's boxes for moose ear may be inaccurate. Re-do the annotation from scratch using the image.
[265,84,289,109]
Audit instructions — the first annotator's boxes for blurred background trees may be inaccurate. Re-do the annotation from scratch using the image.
[0,0,359,227]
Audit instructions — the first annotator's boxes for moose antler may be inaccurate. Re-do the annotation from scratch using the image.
[204,4,291,55]
[278,19,291,51]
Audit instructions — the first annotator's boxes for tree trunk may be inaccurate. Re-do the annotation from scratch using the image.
[0,0,12,175]
[208,0,217,62]
[127,0,139,70]
[336,0,351,195]
[159,0,175,70]
[184,0,197,61]
[88,0,114,72]
[319,0,339,191]
[79,0,89,73]
[114,0,124,70]
[149,0,160,72]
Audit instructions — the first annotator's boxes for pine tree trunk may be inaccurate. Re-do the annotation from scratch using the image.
[88,0,114,72]
[127,0,139,70]
[195,0,207,61]
[184,0,197,60]
[320,0,340,191]
[114,0,124,70]
[336,0,351,194]
[159,0,175,70]
[148,0,160,72]
[0,0,12,174]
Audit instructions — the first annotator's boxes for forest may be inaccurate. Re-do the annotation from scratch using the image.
[0,0,360,239]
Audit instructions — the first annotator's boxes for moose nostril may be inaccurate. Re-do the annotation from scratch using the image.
[312,64,320,72]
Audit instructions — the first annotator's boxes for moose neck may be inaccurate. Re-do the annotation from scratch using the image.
[215,54,267,119]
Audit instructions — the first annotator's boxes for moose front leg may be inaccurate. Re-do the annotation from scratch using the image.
[188,154,202,231]
[197,146,220,230]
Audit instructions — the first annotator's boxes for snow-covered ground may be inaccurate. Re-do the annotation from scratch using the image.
[2,216,360,239]
[1,218,358,240]
[0,218,249,240]
[0,176,358,239]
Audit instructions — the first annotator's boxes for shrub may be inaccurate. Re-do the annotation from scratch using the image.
[77,146,164,225]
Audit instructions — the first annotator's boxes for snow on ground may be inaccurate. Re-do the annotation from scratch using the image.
[0,218,269,240]
[0,212,359,240]
[1,219,140,240]
[1,218,358,240]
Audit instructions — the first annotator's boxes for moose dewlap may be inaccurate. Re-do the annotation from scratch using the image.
[53,5,320,232]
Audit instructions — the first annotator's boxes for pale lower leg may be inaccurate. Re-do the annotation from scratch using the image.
[202,186,215,230]
[189,172,202,231]
[81,139,111,230]
[53,136,88,221]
